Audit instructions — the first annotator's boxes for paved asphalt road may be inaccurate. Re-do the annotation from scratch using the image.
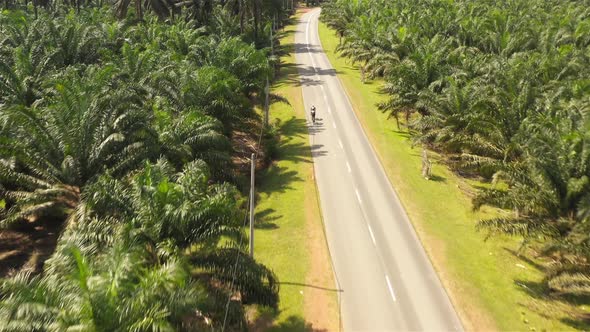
[294,8,464,332]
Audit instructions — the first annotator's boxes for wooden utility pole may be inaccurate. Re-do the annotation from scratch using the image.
[270,20,274,55]
[264,23,272,127]
[264,78,270,126]
[249,153,255,258]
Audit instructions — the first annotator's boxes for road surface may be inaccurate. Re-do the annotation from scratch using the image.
[294,8,463,331]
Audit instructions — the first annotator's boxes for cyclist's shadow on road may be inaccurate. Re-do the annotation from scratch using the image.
[308,118,328,158]
[308,117,325,135]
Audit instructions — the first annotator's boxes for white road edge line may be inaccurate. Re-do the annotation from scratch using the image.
[346,161,351,173]
[367,225,377,245]
[338,139,344,149]
[332,121,337,128]
[355,188,362,204]
[321,87,332,112]
[305,14,318,74]
[385,275,398,302]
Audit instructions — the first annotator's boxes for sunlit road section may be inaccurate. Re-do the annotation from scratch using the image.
[294,8,463,331]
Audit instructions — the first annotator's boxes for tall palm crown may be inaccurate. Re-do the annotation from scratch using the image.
[0,70,152,227]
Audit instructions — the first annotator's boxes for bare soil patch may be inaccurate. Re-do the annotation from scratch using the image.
[0,219,62,277]
[231,129,260,172]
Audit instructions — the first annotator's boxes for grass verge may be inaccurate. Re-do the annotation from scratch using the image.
[318,20,589,331]
[248,11,338,331]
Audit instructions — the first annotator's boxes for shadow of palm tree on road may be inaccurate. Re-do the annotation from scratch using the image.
[279,281,343,292]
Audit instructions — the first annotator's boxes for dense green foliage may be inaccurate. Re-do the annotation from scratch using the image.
[0,1,289,328]
[322,0,590,297]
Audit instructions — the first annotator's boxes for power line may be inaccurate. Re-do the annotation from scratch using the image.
[221,71,269,332]
[221,11,278,328]
[221,193,251,331]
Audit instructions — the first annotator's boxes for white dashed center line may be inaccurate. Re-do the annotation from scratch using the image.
[355,188,362,203]
[367,225,377,245]
[385,275,398,302]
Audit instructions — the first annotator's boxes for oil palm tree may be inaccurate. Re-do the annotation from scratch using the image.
[156,106,232,176]
[0,45,57,107]
[115,0,176,20]
[0,158,278,329]
[475,105,590,243]
[412,78,492,154]
[335,15,376,83]
[169,65,251,132]
[194,36,271,96]
[73,159,278,323]
[0,244,208,330]
[0,69,153,228]
[45,17,102,67]
[377,36,452,127]
[320,0,360,45]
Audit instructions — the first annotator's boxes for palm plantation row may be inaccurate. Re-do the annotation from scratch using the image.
[322,0,590,298]
[0,1,290,329]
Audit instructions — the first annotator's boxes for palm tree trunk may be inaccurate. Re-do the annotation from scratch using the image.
[239,0,244,33]
[135,0,142,21]
[360,66,365,83]
[253,0,259,42]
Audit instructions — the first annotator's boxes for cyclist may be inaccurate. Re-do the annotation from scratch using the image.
[310,105,316,124]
